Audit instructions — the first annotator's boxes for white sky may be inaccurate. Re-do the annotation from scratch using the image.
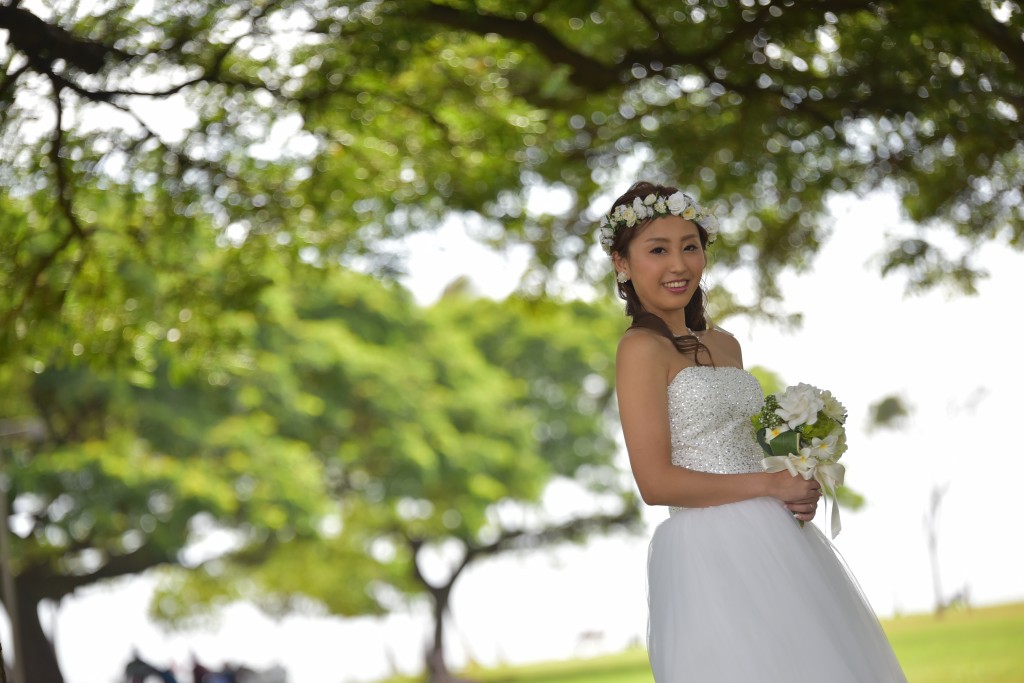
[5,187,1020,683]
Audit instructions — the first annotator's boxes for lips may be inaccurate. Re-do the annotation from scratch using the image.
[663,280,689,290]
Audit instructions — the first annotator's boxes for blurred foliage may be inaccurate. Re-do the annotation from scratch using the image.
[0,252,635,680]
[4,1,1024,374]
[748,364,787,397]
[148,284,640,680]
[867,394,913,432]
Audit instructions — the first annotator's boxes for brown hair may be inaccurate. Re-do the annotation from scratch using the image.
[607,181,713,365]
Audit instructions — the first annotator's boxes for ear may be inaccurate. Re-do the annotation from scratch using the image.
[611,251,629,279]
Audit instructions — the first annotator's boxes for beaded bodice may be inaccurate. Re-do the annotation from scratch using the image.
[667,365,766,486]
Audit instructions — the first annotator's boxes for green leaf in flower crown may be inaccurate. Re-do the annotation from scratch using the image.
[767,430,802,456]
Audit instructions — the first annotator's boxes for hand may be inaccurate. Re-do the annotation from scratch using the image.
[766,470,821,522]
[785,494,820,523]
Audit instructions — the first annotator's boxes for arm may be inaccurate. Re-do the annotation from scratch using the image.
[615,331,820,512]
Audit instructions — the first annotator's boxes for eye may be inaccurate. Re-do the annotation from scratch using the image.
[650,246,667,254]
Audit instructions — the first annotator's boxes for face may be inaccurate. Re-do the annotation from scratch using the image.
[612,215,705,327]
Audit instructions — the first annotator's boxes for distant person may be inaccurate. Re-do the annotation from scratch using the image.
[190,652,212,683]
[603,181,906,681]
[125,650,178,683]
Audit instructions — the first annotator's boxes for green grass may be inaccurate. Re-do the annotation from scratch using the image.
[376,601,1024,683]
[884,602,1024,682]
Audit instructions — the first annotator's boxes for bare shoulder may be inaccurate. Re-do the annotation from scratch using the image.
[701,325,744,366]
[617,326,666,355]
[616,328,674,377]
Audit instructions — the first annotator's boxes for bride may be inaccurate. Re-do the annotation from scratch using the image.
[603,181,906,681]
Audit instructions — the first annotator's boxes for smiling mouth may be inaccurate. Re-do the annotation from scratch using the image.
[664,280,688,288]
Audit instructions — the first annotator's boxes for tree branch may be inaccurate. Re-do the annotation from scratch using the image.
[962,6,1024,77]
[0,3,125,74]
[17,542,175,602]
[628,0,662,38]
[415,2,627,91]
[0,62,29,102]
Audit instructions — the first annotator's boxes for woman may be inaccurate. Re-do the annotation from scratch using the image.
[605,181,906,682]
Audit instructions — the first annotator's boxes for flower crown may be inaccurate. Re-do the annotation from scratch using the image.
[598,191,719,255]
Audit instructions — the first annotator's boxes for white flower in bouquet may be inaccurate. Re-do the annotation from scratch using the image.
[775,382,825,429]
[764,424,790,443]
[820,389,847,423]
[807,433,841,460]
[790,447,820,479]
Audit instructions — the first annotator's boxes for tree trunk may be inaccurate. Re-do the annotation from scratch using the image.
[424,585,473,683]
[16,591,64,683]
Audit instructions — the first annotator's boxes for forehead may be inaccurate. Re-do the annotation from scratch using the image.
[635,215,701,240]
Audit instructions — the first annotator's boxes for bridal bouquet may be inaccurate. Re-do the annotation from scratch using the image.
[751,382,847,538]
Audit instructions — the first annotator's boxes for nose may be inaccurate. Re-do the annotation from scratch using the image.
[669,250,688,274]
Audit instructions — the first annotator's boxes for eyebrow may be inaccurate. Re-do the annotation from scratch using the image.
[642,234,700,243]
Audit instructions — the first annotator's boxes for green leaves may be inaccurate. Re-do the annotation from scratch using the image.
[4,2,1022,384]
[759,428,801,458]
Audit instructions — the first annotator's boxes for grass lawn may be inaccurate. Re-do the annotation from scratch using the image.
[377,601,1024,683]
[884,601,1024,682]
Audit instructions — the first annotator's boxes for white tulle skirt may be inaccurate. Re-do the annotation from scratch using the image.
[647,497,906,682]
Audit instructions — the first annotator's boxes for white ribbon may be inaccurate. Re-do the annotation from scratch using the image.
[762,455,846,539]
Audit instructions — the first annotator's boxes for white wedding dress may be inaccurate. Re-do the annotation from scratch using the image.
[647,366,906,682]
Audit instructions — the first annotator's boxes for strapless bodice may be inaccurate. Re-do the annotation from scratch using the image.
[667,365,766,478]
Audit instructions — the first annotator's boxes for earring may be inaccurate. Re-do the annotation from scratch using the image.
[616,271,630,284]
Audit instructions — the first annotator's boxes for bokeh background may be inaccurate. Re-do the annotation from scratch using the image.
[2,2,1022,682]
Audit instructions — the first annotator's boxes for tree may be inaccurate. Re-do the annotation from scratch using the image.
[4,0,1023,360]
[924,482,951,615]
[1,365,330,683]
[149,287,641,683]
[405,292,641,682]
[0,264,345,683]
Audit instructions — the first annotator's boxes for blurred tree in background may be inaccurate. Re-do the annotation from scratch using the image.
[3,0,1022,346]
[0,252,634,682]
[2,1,1022,681]
[147,288,637,683]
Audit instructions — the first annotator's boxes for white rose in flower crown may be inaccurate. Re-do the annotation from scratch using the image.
[666,191,689,214]
[632,197,646,217]
[775,382,825,429]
